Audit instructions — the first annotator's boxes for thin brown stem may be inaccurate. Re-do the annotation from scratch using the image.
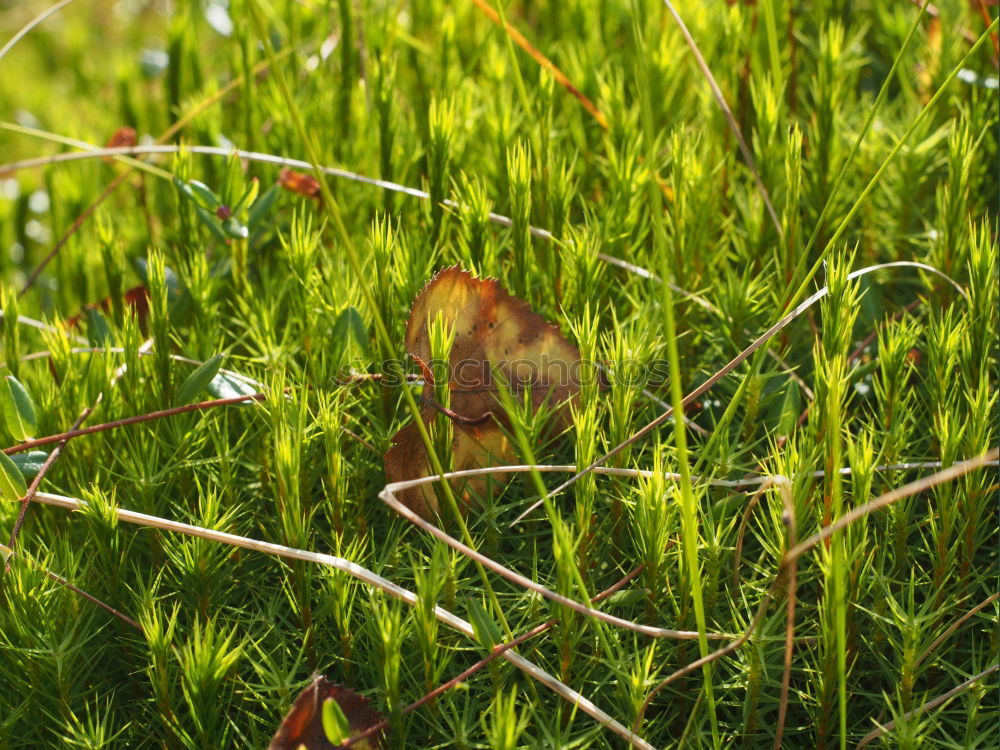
[914,592,1000,669]
[6,406,92,558]
[4,393,266,455]
[855,663,1000,748]
[774,480,798,749]
[784,449,998,565]
[39,565,143,632]
[421,395,492,425]
[633,580,779,733]
[467,0,608,128]
[732,479,773,589]
[513,261,957,526]
[344,565,644,747]
[660,0,783,238]
[973,0,1000,55]
[18,174,128,296]
[15,46,297,297]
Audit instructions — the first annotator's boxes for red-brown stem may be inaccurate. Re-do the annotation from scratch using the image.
[344,565,644,747]
[422,395,492,425]
[19,174,128,297]
[973,0,1000,56]
[778,297,923,447]
[914,591,1000,668]
[39,565,143,632]
[4,393,266,455]
[6,406,92,557]
[774,488,799,749]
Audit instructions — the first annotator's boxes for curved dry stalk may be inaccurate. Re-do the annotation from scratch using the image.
[914,592,1000,669]
[732,476,787,589]
[3,393,267,455]
[380,466,728,640]
[855,663,1000,749]
[511,261,968,526]
[27,490,655,750]
[728,461,980,568]
[660,0,783,238]
[467,0,607,128]
[4,336,155,554]
[19,174,131,297]
[784,450,999,565]
[632,473,795,734]
[5,406,90,558]
[6,346,265,391]
[0,136,721,313]
[344,565,645,748]
[0,0,77,62]
[633,580,779,734]
[10,42,300,295]
[0,135,700,305]
[0,543,142,631]
[593,254,815,400]
[0,310,87,343]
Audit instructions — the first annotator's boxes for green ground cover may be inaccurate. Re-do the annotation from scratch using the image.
[0,0,997,747]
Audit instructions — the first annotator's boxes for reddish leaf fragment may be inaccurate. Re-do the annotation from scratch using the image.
[385,266,581,519]
[268,676,385,750]
[102,127,137,162]
[66,285,150,330]
[279,168,322,203]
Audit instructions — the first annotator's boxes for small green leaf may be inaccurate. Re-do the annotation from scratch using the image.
[321,696,351,744]
[466,598,501,648]
[188,180,221,209]
[177,354,225,405]
[11,451,49,478]
[86,308,112,346]
[247,184,279,230]
[333,306,372,359]
[172,175,196,202]
[605,588,646,609]
[206,373,258,404]
[0,450,27,502]
[194,204,229,241]
[2,375,38,440]
[221,217,249,240]
[777,379,801,437]
[231,178,260,215]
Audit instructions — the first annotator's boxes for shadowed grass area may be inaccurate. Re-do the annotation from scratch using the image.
[0,0,997,747]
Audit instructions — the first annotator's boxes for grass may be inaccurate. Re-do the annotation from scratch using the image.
[0,0,998,747]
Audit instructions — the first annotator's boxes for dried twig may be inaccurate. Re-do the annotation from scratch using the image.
[28,490,656,750]
[344,565,645,747]
[855,663,1000,748]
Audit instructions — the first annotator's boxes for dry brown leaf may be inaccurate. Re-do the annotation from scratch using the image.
[385,266,580,519]
[65,284,150,330]
[267,676,385,750]
[102,127,137,163]
[279,168,322,203]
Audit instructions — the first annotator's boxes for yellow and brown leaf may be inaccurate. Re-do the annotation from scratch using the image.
[385,267,580,519]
